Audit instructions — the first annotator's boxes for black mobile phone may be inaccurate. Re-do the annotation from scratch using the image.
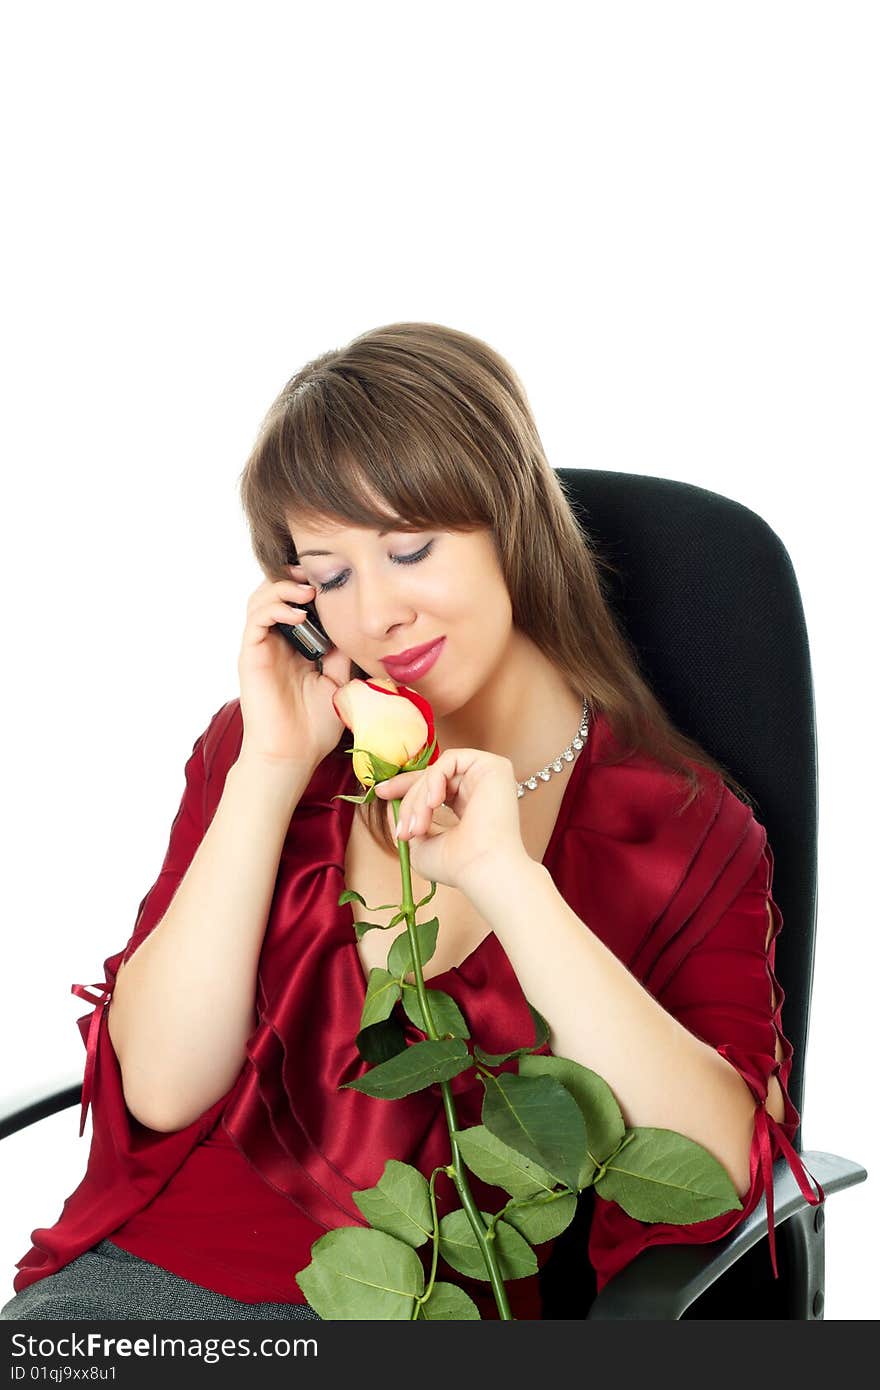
[273,556,332,668]
[274,599,331,664]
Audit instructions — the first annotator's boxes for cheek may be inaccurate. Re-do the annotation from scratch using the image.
[436,574,506,624]
[418,576,459,612]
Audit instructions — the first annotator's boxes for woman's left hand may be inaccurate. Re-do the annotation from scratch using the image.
[373,748,528,894]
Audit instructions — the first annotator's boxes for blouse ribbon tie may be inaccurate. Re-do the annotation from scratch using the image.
[717,1043,825,1279]
[757,1107,826,1278]
[71,981,113,1138]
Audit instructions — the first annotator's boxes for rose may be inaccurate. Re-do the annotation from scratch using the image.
[331,676,527,895]
[331,676,440,788]
[295,680,744,1320]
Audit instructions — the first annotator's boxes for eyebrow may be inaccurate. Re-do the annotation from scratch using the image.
[296,526,401,559]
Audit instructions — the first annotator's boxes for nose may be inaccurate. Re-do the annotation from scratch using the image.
[353,570,418,644]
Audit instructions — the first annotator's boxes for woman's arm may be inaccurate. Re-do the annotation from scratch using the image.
[108,752,313,1132]
[463,853,780,1198]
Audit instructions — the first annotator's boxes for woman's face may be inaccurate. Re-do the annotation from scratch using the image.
[289,518,515,710]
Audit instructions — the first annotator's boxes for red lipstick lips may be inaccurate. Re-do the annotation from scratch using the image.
[380,637,446,682]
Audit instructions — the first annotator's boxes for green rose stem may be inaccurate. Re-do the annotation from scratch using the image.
[388,794,514,1322]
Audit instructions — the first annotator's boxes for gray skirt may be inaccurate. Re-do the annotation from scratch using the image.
[0,1238,322,1321]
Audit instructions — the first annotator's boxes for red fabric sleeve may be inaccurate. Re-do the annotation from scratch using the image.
[70,711,220,1138]
[588,839,824,1292]
[122,724,212,967]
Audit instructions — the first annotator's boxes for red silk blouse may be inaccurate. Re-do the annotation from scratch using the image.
[12,698,823,1319]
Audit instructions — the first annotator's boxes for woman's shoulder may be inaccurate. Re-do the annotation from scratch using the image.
[195,698,243,821]
[202,697,243,774]
[584,707,728,820]
[570,706,763,882]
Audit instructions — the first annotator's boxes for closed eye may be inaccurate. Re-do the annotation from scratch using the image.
[316,540,435,594]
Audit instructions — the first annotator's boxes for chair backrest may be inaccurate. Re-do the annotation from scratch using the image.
[557,468,818,1127]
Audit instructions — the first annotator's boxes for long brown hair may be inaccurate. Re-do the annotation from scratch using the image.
[238,321,755,856]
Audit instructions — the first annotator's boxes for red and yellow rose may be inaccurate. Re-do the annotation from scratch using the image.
[331,676,440,788]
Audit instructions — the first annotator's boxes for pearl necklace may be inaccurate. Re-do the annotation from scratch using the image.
[515,694,591,799]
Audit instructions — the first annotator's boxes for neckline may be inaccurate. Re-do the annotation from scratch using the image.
[333,709,596,999]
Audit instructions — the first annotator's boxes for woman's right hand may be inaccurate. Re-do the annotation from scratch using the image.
[236,573,352,771]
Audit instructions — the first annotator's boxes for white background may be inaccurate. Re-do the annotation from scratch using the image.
[1,2,876,1320]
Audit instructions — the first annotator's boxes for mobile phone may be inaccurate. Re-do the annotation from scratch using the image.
[274,600,331,661]
[273,557,332,669]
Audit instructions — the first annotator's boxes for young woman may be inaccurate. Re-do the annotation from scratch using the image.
[2,322,821,1321]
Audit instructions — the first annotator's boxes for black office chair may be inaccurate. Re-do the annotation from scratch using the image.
[0,469,867,1319]
[537,469,867,1318]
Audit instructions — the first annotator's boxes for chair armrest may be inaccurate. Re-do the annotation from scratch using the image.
[587,1150,868,1319]
[0,1071,84,1141]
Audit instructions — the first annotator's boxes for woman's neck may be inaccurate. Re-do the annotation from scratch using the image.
[431,633,585,786]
